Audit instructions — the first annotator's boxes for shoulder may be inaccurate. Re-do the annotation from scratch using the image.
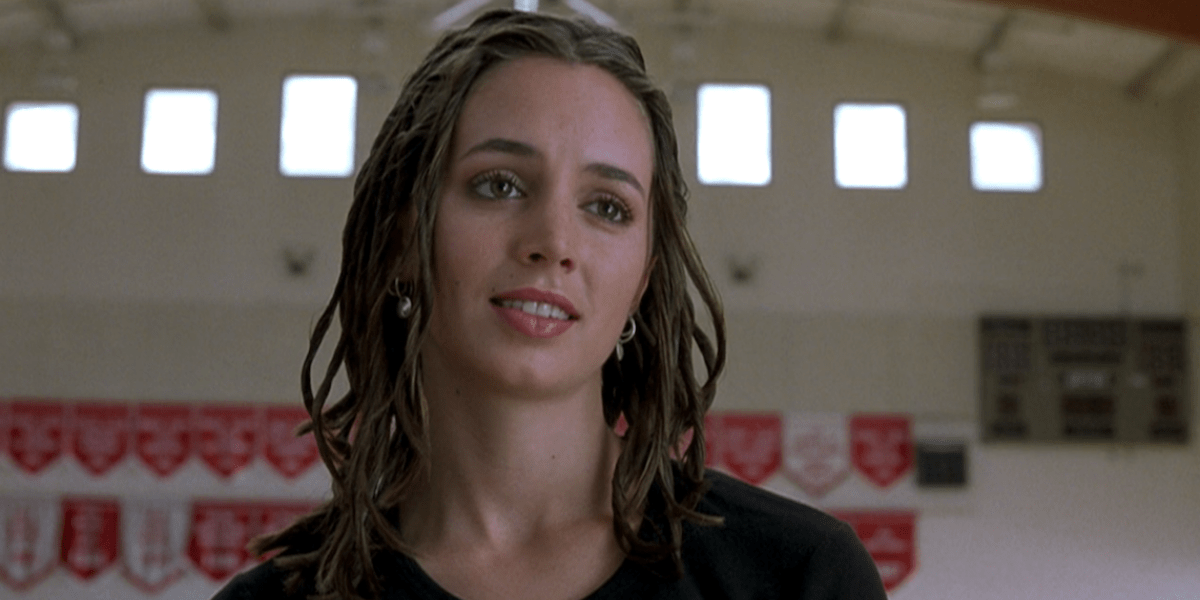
[209,558,298,600]
[695,469,850,542]
[678,469,887,599]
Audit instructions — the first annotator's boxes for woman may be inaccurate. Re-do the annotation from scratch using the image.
[215,9,885,600]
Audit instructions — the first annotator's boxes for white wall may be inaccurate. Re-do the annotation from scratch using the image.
[1,15,1197,599]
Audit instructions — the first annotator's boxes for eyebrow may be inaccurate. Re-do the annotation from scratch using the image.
[461,138,538,159]
[462,137,647,196]
[585,163,645,196]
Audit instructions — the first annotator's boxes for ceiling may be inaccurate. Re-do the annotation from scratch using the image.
[1,0,1198,98]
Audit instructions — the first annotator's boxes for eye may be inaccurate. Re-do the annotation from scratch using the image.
[470,170,524,200]
[584,196,632,224]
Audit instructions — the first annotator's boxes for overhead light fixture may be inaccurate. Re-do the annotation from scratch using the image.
[429,0,493,32]
[562,0,618,28]
[430,0,619,32]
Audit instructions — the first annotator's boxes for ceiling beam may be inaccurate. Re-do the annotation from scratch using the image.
[1125,42,1183,99]
[824,0,855,43]
[973,10,1014,72]
[34,0,79,50]
[981,0,1200,45]
[193,0,232,32]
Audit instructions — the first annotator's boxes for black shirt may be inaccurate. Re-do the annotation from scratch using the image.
[213,470,887,599]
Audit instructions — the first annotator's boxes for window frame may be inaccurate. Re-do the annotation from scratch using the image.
[277,72,360,179]
[832,99,910,191]
[139,85,220,176]
[968,119,1045,194]
[3,99,81,174]
[695,81,773,188]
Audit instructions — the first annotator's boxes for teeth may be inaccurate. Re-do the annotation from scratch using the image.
[498,299,570,320]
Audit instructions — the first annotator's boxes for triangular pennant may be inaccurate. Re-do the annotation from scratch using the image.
[8,400,65,474]
[721,413,782,485]
[187,500,258,581]
[194,405,260,478]
[833,510,918,592]
[0,495,60,591]
[262,406,319,479]
[71,402,132,476]
[121,498,190,593]
[60,497,121,580]
[850,413,913,488]
[782,412,850,498]
[136,403,193,478]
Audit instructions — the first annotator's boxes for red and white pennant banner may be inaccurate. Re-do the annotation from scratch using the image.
[188,500,317,582]
[0,495,320,593]
[2,399,320,480]
[850,414,913,489]
[832,510,918,592]
[0,497,59,591]
[706,411,914,494]
[8,401,64,475]
[721,413,783,485]
[60,497,121,581]
[782,412,850,499]
[137,403,193,478]
[121,498,191,593]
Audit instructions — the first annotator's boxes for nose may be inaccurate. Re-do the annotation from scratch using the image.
[516,190,576,271]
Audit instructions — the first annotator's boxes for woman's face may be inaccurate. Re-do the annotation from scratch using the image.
[424,55,654,399]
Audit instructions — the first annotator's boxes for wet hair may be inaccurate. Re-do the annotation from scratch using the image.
[253,8,725,599]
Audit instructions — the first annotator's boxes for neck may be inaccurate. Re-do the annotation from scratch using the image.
[401,361,621,554]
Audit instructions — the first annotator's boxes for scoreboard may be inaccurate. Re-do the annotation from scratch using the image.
[980,316,1190,443]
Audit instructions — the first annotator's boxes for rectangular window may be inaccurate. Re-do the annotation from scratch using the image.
[279,74,358,178]
[834,102,907,189]
[697,83,771,186]
[141,88,218,175]
[970,121,1043,192]
[4,101,79,172]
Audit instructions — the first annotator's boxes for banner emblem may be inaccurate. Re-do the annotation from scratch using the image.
[782,413,850,498]
[121,498,189,593]
[721,413,782,485]
[8,400,64,474]
[834,510,917,592]
[194,405,259,478]
[60,497,121,580]
[136,404,193,477]
[0,496,59,590]
[72,403,131,476]
[187,501,257,581]
[850,414,913,488]
[262,407,318,479]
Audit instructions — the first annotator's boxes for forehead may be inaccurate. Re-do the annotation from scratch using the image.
[451,56,653,176]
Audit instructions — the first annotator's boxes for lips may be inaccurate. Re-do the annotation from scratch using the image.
[493,298,573,320]
[490,288,578,338]
[490,288,579,320]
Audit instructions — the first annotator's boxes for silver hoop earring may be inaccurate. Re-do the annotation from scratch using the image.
[391,278,414,319]
[615,316,636,361]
